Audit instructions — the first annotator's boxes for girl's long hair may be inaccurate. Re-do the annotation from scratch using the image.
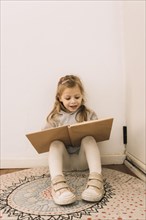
[46,75,90,123]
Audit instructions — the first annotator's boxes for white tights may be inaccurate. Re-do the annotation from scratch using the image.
[48,136,102,180]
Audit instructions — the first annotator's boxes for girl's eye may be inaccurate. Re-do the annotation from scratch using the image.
[64,96,80,100]
[65,97,70,100]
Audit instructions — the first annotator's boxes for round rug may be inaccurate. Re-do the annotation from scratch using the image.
[0,167,145,220]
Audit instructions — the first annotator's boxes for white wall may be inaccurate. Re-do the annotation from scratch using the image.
[1,1,126,168]
[123,1,145,172]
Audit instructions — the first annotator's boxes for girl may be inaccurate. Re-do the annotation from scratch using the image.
[43,75,104,205]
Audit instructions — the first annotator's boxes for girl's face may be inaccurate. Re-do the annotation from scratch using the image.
[59,85,83,113]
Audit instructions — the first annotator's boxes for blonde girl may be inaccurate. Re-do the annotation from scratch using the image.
[43,75,104,205]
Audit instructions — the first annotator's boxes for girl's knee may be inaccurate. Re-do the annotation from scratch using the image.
[49,140,65,152]
[81,136,96,145]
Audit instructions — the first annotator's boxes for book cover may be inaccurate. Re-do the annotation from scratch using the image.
[26,117,113,154]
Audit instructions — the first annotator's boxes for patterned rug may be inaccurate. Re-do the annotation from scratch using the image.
[0,167,145,220]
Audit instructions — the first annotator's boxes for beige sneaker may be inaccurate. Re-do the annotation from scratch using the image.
[81,172,104,202]
[51,175,76,205]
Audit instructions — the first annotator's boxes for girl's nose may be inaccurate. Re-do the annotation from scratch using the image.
[70,98,76,103]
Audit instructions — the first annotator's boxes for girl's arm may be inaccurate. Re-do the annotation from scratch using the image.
[41,120,57,130]
[88,110,98,120]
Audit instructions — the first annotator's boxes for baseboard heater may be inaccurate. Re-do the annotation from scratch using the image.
[124,154,146,182]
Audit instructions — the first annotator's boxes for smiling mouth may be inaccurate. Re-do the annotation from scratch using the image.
[69,105,78,108]
[69,105,79,111]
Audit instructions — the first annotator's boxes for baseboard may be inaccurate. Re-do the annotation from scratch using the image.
[101,154,126,165]
[126,152,146,174]
[0,154,126,169]
[0,156,49,169]
[124,159,146,182]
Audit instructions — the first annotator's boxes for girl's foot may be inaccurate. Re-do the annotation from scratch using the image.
[81,172,104,202]
[51,175,76,205]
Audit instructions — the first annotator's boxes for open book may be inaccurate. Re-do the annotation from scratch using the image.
[26,117,113,154]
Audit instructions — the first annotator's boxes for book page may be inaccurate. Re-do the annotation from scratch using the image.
[26,125,71,153]
[68,118,113,147]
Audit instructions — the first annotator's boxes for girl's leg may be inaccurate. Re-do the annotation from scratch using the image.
[79,136,102,174]
[48,140,69,179]
[48,140,76,205]
[79,136,104,202]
